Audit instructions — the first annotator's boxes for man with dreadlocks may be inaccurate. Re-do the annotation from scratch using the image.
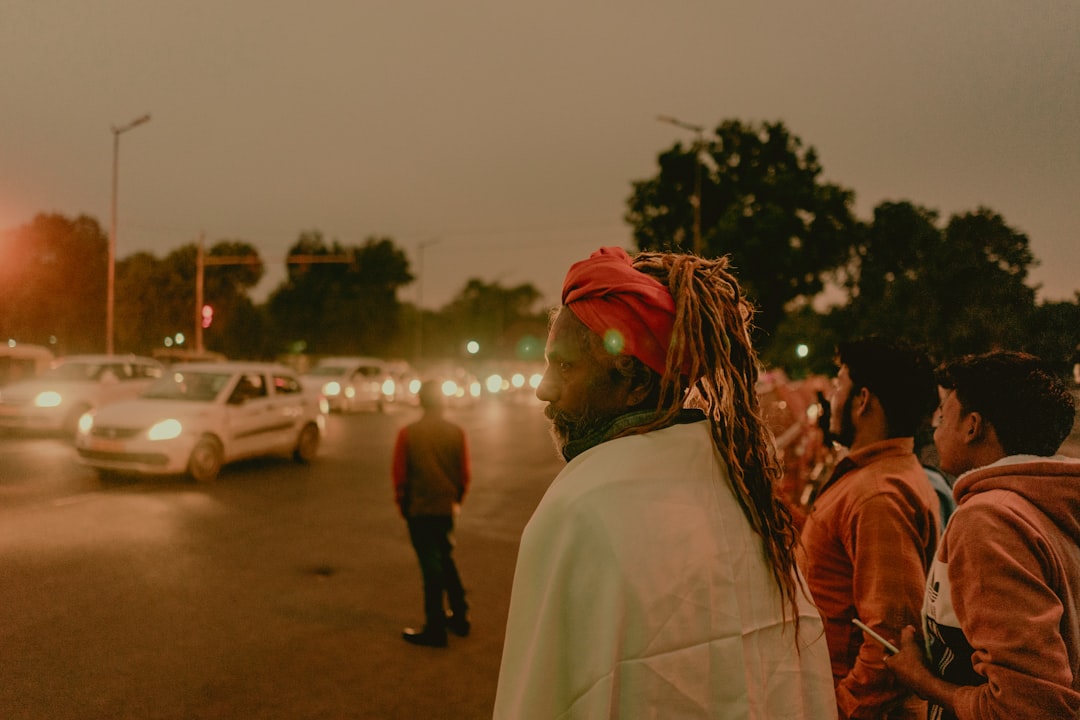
[492,247,835,719]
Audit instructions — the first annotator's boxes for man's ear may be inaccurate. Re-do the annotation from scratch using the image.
[623,365,657,408]
[965,411,994,444]
[854,386,873,416]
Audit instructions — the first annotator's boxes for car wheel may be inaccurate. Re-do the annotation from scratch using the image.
[188,435,223,483]
[293,422,319,464]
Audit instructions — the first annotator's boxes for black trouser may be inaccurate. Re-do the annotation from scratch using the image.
[407,515,467,630]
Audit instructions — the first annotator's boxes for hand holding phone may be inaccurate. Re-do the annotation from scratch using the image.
[852,618,900,655]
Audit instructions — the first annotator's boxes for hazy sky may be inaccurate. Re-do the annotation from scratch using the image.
[3,1,1077,311]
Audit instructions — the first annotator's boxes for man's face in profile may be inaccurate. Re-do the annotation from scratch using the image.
[828,365,858,449]
[535,308,632,456]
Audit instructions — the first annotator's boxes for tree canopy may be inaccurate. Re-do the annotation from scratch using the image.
[836,202,1038,361]
[0,213,108,354]
[427,279,549,360]
[267,232,413,356]
[114,239,265,356]
[627,119,858,342]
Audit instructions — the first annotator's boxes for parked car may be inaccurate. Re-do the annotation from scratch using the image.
[0,343,54,387]
[301,357,395,413]
[0,354,164,435]
[75,361,324,483]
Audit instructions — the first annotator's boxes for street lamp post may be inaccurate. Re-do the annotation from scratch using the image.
[657,114,705,256]
[106,113,151,355]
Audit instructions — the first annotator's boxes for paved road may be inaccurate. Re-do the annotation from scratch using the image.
[0,397,561,720]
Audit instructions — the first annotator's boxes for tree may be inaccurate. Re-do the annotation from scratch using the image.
[1029,297,1080,374]
[114,239,265,356]
[200,240,265,358]
[266,232,413,356]
[626,119,858,342]
[431,279,549,360]
[837,202,1038,360]
[115,251,182,354]
[0,213,108,354]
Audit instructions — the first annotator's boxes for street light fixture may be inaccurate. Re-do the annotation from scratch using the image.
[656,114,705,255]
[106,112,151,355]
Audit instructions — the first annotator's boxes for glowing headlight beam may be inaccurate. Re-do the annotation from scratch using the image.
[34,391,62,408]
[148,418,183,441]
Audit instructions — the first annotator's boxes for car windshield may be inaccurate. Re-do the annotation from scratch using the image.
[45,362,113,381]
[141,370,233,402]
[307,365,349,377]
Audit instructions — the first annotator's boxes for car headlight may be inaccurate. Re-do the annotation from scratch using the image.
[381,378,395,396]
[34,391,62,408]
[76,412,95,435]
[322,381,342,397]
[147,418,183,441]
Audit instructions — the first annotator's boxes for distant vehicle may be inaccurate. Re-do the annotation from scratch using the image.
[301,357,395,413]
[0,343,54,387]
[0,354,164,435]
[420,363,482,407]
[476,361,544,403]
[75,361,324,483]
[384,359,421,405]
[151,348,227,366]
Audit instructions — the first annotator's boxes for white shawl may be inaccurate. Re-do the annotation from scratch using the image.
[494,421,836,719]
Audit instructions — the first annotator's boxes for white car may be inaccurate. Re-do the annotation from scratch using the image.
[0,354,164,435]
[75,362,325,483]
[301,356,395,413]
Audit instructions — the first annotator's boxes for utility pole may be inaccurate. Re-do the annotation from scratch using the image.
[106,112,151,354]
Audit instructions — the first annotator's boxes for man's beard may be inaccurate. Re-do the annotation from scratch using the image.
[544,403,622,458]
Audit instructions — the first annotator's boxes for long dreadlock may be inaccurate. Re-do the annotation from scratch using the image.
[614,251,805,630]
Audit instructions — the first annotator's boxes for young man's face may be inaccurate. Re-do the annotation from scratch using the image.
[536,308,633,455]
[828,365,857,449]
[933,387,971,477]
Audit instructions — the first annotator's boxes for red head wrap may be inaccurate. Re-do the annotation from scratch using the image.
[561,246,676,376]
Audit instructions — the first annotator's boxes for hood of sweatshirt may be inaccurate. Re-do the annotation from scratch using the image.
[954,455,1080,543]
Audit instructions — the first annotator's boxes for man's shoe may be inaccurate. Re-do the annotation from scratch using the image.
[401,627,448,648]
[446,613,471,638]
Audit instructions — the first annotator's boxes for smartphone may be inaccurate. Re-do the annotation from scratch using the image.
[851,618,900,655]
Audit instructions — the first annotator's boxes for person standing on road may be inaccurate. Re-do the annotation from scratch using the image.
[392,381,471,648]
[493,247,836,719]
[885,351,1080,718]
[799,338,940,719]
